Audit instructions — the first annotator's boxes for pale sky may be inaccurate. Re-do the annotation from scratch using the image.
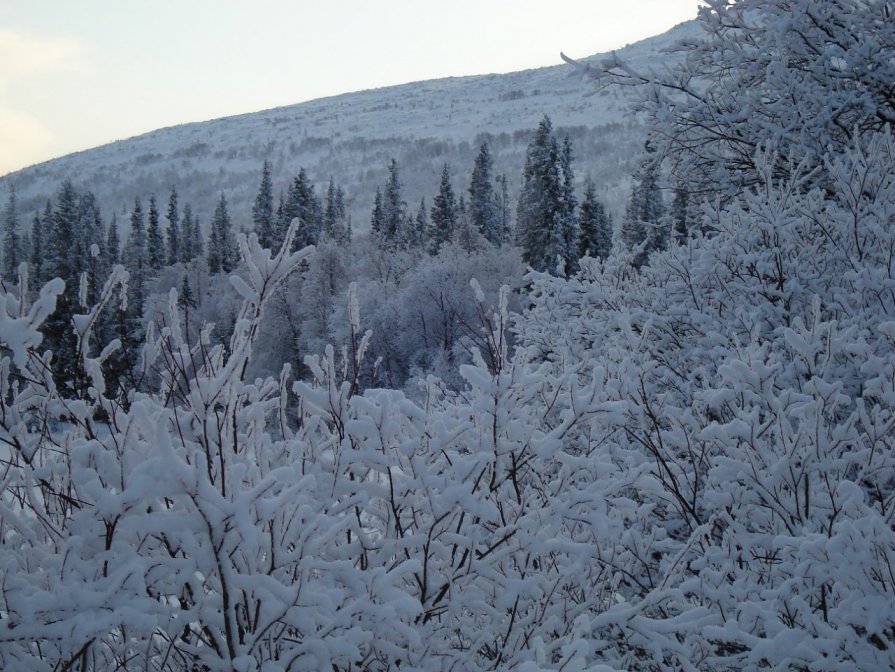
[0,1,702,176]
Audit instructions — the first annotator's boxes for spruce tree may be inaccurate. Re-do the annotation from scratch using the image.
[180,203,194,262]
[284,169,322,251]
[496,174,512,246]
[273,193,287,250]
[381,159,407,248]
[106,214,120,266]
[43,181,82,387]
[370,188,385,241]
[147,195,165,271]
[178,274,196,311]
[29,205,49,291]
[469,142,500,244]
[125,197,147,273]
[192,209,204,260]
[671,186,690,245]
[207,193,237,273]
[559,136,579,273]
[429,163,457,255]
[323,177,349,246]
[77,191,105,307]
[577,180,612,260]
[517,116,572,273]
[621,143,666,266]
[166,187,180,265]
[455,195,480,254]
[253,160,275,250]
[2,187,21,283]
[413,198,429,251]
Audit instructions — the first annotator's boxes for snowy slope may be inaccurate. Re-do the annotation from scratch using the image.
[1,21,700,232]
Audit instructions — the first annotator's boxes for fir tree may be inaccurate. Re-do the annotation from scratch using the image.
[517,116,573,274]
[48,181,80,285]
[178,274,196,311]
[429,163,457,255]
[323,177,349,246]
[106,214,120,267]
[413,198,429,251]
[2,187,21,283]
[381,159,407,248]
[283,169,322,251]
[559,136,579,273]
[29,203,50,290]
[671,186,690,245]
[43,181,83,387]
[77,191,105,307]
[180,203,195,262]
[273,192,287,250]
[147,195,164,271]
[253,160,275,250]
[207,193,237,273]
[622,143,666,266]
[455,195,480,254]
[496,173,512,246]
[371,188,385,241]
[166,187,180,265]
[577,179,612,260]
[192,209,204,260]
[469,142,500,244]
[124,197,147,273]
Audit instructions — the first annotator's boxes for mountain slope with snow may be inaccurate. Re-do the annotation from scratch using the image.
[1,21,700,230]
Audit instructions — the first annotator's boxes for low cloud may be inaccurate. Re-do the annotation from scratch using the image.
[0,28,89,173]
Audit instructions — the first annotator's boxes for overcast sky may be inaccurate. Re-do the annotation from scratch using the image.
[0,1,702,176]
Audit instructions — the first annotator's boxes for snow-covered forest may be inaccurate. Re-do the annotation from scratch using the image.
[1,1,894,670]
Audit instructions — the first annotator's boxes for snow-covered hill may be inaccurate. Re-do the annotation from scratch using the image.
[1,21,699,232]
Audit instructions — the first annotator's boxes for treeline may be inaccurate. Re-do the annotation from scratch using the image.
[3,114,681,396]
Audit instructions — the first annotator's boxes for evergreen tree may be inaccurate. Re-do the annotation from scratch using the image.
[621,143,666,266]
[207,193,237,273]
[323,177,350,246]
[2,187,21,283]
[413,198,429,251]
[253,160,275,250]
[192,208,204,260]
[455,195,480,254]
[517,116,573,274]
[207,223,220,275]
[381,159,407,248]
[29,203,50,290]
[166,187,180,265]
[559,136,579,273]
[77,191,105,307]
[370,188,385,241]
[180,203,194,262]
[469,142,500,244]
[429,163,457,255]
[43,181,83,386]
[178,274,196,311]
[106,214,120,267]
[124,197,147,273]
[48,181,80,285]
[118,196,148,384]
[671,186,690,245]
[147,195,164,271]
[273,193,287,250]
[496,173,512,246]
[283,169,322,251]
[577,179,612,260]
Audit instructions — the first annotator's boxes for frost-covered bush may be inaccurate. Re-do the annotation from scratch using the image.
[601,0,895,197]
[513,130,895,670]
